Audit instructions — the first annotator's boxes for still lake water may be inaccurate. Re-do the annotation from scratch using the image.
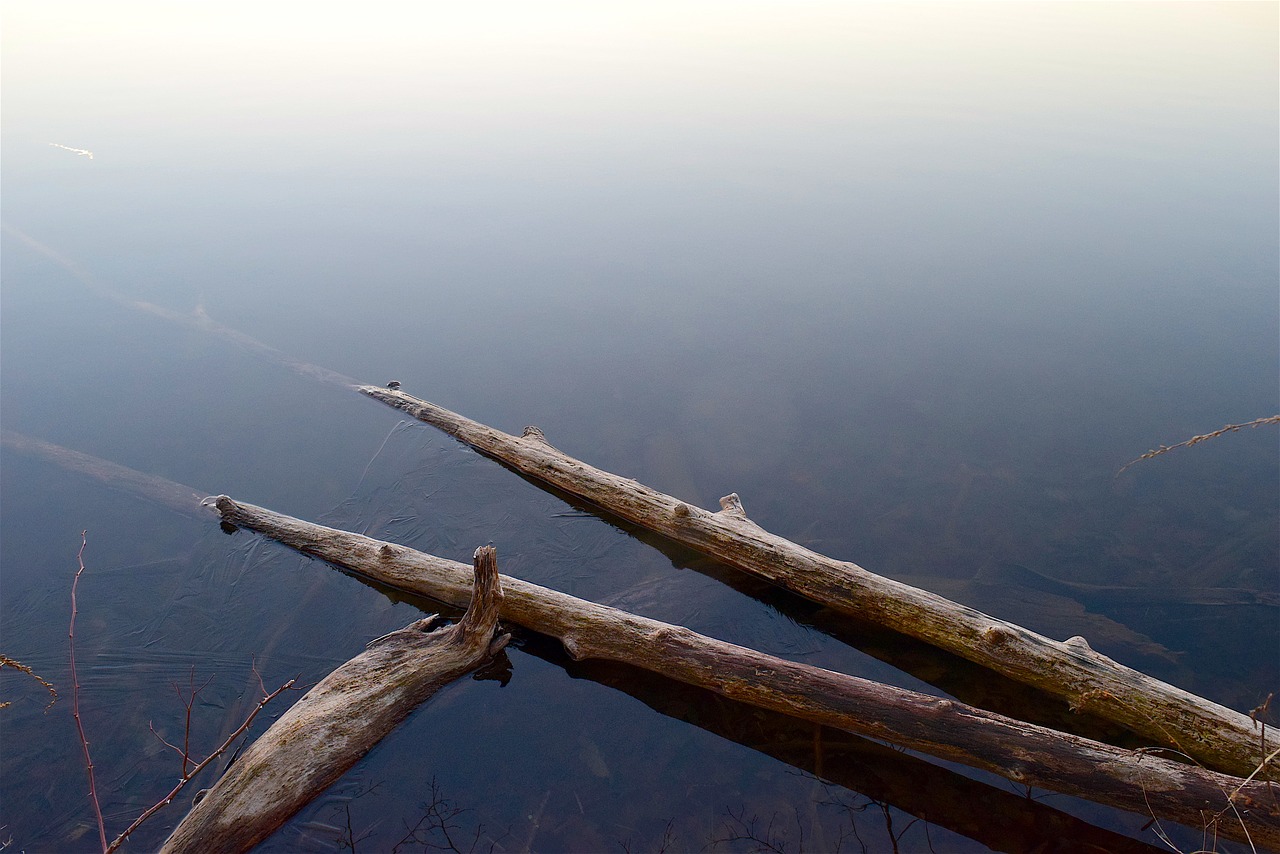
[2,4,1277,852]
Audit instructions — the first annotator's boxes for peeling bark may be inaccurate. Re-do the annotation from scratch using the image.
[209,496,1280,849]
[159,546,508,854]
[358,386,1276,780]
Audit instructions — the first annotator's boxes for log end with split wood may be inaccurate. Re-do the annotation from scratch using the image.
[159,528,509,854]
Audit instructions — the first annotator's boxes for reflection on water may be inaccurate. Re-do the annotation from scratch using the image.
[2,3,1276,852]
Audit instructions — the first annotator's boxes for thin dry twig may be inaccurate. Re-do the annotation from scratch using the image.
[1120,415,1280,473]
[70,530,109,854]
[0,654,58,711]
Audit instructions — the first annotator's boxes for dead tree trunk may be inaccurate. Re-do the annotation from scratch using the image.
[209,495,1280,849]
[159,546,509,854]
[358,386,1276,781]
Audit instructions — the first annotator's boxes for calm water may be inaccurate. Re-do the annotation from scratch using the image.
[2,4,1277,852]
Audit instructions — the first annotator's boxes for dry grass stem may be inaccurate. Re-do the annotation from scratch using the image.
[0,655,58,711]
[1120,415,1280,473]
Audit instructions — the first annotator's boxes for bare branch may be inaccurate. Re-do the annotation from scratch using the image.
[148,721,187,760]
[105,677,296,854]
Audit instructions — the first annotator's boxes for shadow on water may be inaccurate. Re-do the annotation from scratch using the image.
[3,431,1268,852]
[11,427,1272,755]
[308,562,1169,854]
[477,458,1255,748]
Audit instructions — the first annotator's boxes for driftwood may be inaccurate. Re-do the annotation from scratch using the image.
[211,495,1280,849]
[562,657,1171,854]
[358,385,1277,780]
[159,546,509,854]
[0,436,1164,850]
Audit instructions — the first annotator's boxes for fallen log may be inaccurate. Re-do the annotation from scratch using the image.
[159,546,509,854]
[210,495,1280,849]
[564,656,1170,854]
[358,385,1276,780]
[0,430,1185,744]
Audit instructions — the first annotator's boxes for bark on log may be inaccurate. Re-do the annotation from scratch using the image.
[159,546,509,854]
[357,386,1276,780]
[210,495,1280,849]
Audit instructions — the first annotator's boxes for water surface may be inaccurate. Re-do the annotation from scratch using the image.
[3,4,1276,852]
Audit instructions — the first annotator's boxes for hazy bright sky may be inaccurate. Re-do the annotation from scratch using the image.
[6,2,1275,157]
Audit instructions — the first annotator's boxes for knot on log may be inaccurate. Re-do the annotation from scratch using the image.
[647,626,683,646]
[982,626,1014,647]
[378,543,397,559]
[561,634,585,660]
[717,493,750,520]
[521,426,549,443]
[1069,689,1113,714]
[673,503,693,520]
[1064,635,1093,652]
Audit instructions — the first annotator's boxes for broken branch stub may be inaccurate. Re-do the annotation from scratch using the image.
[159,544,508,854]
[208,496,1279,848]
[357,385,1276,779]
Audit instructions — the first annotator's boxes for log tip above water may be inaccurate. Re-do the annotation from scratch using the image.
[521,425,550,443]
[204,495,234,514]
[456,545,506,654]
[358,384,408,407]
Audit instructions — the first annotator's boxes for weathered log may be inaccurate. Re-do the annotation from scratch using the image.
[358,386,1276,780]
[159,546,509,854]
[566,657,1171,854]
[210,495,1280,848]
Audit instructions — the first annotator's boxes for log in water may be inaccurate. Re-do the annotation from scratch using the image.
[159,546,509,854]
[358,385,1276,780]
[210,495,1279,849]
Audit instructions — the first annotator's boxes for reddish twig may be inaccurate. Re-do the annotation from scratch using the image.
[174,667,214,775]
[148,722,187,761]
[70,530,109,854]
